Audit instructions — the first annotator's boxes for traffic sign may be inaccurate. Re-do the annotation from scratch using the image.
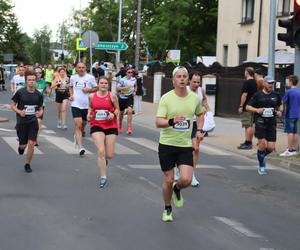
[82,30,99,48]
[95,41,128,51]
[76,38,87,51]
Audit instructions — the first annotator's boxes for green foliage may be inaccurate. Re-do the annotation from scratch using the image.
[30,26,52,65]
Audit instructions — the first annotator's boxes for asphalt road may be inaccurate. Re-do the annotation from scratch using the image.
[0,91,299,250]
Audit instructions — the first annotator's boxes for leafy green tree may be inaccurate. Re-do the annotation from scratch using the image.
[31,26,52,65]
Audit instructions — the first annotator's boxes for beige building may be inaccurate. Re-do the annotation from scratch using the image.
[216,0,294,66]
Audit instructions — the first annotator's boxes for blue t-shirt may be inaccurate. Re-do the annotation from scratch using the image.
[282,87,300,119]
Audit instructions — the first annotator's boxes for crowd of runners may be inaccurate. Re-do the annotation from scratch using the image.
[6,62,299,222]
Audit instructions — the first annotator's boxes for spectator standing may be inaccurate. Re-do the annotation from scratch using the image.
[238,67,257,149]
[134,70,144,114]
[280,75,300,156]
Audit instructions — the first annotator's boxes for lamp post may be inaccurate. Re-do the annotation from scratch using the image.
[116,0,123,70]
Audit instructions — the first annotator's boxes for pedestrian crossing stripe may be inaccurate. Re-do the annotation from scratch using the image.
[127,164,225,170]
[2,137,43,154]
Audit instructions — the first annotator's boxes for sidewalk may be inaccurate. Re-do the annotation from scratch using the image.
[133,101,300,173]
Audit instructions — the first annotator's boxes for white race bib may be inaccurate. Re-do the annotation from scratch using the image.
[75,82,86,88]
[173,120,190,132]
[95,110,109,121]
[25,105,37,115]
[262,108,274,118]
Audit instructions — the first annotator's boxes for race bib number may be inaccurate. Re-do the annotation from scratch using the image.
[75,81,86,88]
[25,105,37,115]
[95,110,109,121]
[262,108,274,118]
[173,120,190,132]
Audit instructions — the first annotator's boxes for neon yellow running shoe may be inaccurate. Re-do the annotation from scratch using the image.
[172,182,184,208]
[162,209,173,222]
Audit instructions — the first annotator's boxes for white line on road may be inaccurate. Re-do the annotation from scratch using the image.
[200,144,232,156]
[128,164,225,170]
[214,216,262,238]
[231,165,276,170]
[115,165,128,171]
[2,137,43,154]
[86,137,140,155]
[259,248,275,250]
[138,176,161,189]
[196,164,225,169]
[42,135,92,154]
[126,137,158,152]
[42,129,56,134]
[0,128,14,132]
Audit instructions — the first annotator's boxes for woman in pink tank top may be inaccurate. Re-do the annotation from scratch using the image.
[88,76,120,188]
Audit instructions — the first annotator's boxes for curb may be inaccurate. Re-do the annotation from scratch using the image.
[0,117,9,123]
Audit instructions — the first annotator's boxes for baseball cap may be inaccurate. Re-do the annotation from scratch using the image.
[263,75,275,83]
[172,66,188,77]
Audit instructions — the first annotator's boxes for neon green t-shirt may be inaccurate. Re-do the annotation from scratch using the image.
[45,69,54,82]
[156,90,203,147]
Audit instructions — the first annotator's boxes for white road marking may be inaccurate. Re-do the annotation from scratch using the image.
[214,216,262,238]
[41,125,47,129]
[42,135,92,154]
[138,176,160,189]
[200,144,232,156]
[128,164,224,170]
[196,164,225,169]
[42,129,56,134]
[2,137,43,154]
[126,137,158,152]
[259,248,275,250]
[115,165,128,171]
[86,137,140,155]
[231,165,276,170]
[0,128,14,132]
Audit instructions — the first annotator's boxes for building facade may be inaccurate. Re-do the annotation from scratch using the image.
[216,0,293,66]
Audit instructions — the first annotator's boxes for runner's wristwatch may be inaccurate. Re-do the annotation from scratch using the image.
[197,128,205,133]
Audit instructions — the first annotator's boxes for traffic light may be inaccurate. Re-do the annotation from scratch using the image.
[60,53,64,60]
[278,16,294,47]
[293,0,300,47]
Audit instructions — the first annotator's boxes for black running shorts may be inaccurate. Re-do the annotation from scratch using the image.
[90,126,118,136]
[16,121,39,145]
[158,143,193,172]
[255,117,277,142]
[118,95,134,111]
[71,107,88,121]
[55,90,69,103]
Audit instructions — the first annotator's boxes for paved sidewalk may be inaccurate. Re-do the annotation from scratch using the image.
[133,101,300,173]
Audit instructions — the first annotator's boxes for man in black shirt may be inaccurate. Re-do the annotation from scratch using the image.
[246,75,283,175]
[11,71,44,173]
[238,67,257,149]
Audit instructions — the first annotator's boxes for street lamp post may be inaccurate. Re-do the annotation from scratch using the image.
[116,0,122,69]
[135,0,142,69]
[78,0,82,62]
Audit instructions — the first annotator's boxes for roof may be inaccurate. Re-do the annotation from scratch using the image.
[244,50,294,65]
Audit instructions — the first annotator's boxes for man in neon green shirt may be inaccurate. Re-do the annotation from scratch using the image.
[156,66,205,222]
[45,64,54,97]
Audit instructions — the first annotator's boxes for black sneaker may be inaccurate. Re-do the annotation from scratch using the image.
[24,164,32,173]
[237,143,253,150]
[18,147,25,155]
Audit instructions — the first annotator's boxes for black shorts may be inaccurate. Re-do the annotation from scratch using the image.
[16,121,39,145]
[90,126,118,135]
[119,95,134,111]
[55,90,69,103]
[255,117,277,142]
[46,81,51,87]
[158,143,193,172]
[71,107,88,121]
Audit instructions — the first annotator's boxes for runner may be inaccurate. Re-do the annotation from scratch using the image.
[246,75,283,175]
[10,65,25,94]
[116,66,137,135]
[10,70,43,173]
[87,76,119,188]
[51,67,69,129]
[69,62,97,156]
[45,64,54,97]
[156,66,205,222]
[34,67,47,146]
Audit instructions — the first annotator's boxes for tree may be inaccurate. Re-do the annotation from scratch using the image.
[31,26,52,65]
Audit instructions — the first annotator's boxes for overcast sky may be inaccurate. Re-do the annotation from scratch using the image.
[12,0,90,40]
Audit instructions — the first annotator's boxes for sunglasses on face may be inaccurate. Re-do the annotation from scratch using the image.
[267,82,275,85]
[127,71,133,74]
[35,72,42,74]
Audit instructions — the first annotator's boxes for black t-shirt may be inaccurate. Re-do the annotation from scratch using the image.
[248,90,281,122]
[241,79,257,111]
[12,88,43,124]
[135,77,144,96]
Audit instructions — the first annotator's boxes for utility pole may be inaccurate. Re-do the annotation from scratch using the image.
[116,0,123,70]
[61,21,65,65]
[78,0,82,62]
[135,0,142,69]
[267,0,276,79]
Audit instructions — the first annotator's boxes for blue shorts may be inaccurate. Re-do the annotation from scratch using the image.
[284,118,298,134]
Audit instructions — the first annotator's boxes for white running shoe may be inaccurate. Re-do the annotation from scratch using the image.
[280,149,297,156]
[174,167,180,181]
[62,124,68,129]
[57,121,62,129]
[79,148,85,156]
[191,173,200,187]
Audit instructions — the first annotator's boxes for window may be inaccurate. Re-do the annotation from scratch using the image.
[242,0,255,23]
[223,45,228,66]
[238,44,248,65]
[277,0,290,16]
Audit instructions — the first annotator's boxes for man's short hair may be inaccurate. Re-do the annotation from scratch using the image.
[245,67,255,77]
[189,71,201,80]
[25,70,36,81]
[289,75,298,86]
